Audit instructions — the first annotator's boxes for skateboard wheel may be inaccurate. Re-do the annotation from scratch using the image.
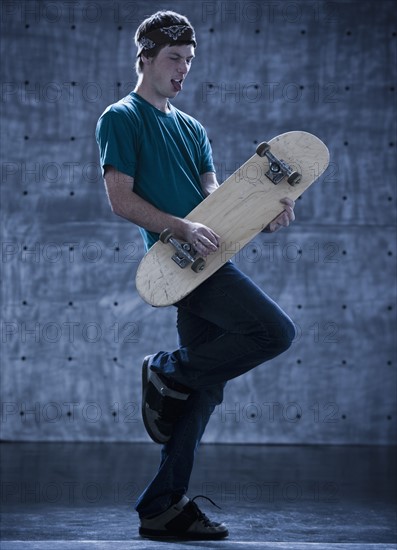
[256,142,271,157]
[159,228,173,244]
[287,171,301,185]
[191,257,206,273]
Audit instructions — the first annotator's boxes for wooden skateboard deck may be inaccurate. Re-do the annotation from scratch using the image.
[135,131,329,306]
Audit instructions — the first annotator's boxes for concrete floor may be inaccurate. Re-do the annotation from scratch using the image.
[0,443,396,550]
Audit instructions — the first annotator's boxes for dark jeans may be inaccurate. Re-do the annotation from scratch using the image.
[135,262,295,518]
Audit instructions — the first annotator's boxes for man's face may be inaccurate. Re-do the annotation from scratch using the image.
[142,44,195,99]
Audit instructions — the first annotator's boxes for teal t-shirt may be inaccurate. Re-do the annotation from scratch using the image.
[95,92,215,250]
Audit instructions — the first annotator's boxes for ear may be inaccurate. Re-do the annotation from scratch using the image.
[140,53,152,67]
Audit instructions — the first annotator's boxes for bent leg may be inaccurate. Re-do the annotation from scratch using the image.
[150,262,296,389]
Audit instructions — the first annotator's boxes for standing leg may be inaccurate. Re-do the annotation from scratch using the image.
[136,307,225,518]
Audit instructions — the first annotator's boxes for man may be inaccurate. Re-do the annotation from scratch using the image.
[96,10,296,541]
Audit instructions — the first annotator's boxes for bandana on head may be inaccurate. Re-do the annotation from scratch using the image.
[137,24,197,56]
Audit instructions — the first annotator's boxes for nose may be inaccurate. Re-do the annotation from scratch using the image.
[178,60,190,75]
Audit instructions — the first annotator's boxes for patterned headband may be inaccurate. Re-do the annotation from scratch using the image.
[137,25,197,56]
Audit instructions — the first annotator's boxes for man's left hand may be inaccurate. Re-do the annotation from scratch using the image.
[263,197,295,233]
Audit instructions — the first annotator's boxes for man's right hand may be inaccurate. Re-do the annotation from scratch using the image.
[180,221,220,257]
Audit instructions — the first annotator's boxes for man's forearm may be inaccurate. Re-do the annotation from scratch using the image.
[112,189,189,240]
[103,167,220,253]
[200,171,219,196]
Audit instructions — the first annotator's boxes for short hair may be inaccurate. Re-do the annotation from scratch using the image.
[134,11,196,76]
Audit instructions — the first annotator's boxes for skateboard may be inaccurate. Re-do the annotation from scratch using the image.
[135,131,329,307]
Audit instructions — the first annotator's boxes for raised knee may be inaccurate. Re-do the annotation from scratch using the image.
[279,319,296,352]
[261,317,296,354]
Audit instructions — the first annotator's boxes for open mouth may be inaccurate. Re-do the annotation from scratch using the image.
[171,79,183,92]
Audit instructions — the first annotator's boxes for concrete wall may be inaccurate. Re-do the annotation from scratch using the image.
[1,0,396,444]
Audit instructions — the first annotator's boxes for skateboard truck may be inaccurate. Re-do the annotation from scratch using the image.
[159,229,206,273]
[256,142,302,185]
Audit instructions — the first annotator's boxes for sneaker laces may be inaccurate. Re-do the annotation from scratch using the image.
[190,495,222,527]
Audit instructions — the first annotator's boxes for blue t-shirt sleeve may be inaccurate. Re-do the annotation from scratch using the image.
[197,124,216,175]
[95,107,138,178]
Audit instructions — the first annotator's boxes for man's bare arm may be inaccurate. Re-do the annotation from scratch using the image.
[104,166,220,256]
[200,171,219,196]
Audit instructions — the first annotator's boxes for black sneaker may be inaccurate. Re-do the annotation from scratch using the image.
[141,356,190,444]
[139,495,229,540]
